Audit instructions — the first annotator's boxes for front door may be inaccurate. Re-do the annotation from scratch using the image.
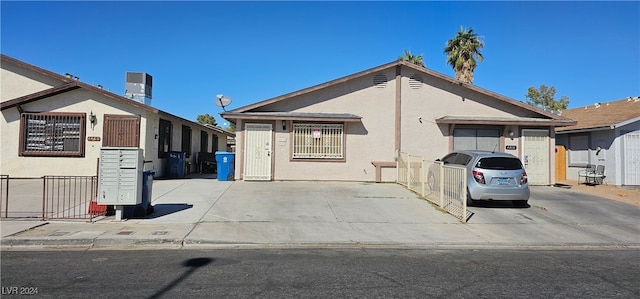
[244,123,273,180]
[521,129,550,185]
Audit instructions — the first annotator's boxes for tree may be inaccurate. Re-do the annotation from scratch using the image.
[196,113,217,126]
[525,85,569,111]
[398,50,425,67]
[227,122,236,132]
[443,27,484,84]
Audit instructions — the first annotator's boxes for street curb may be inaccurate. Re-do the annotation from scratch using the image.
[3,238,639,251]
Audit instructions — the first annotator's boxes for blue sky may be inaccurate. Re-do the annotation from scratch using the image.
[2,1,639,127]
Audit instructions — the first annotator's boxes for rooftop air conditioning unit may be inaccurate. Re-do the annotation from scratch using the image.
[125,72,152,104]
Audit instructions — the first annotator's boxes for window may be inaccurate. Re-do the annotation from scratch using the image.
[454,153,472,165]
[158,119,172,158]
[20,112,85,157]
[476,157,524,170]
[213,134,219,152]
[200,131,208,153]
[441,153,458,164]
[293,123,344,159]
[453,128,500,151]
[181,125,192,158]
[102,114,140,147]
[568,135,589,166]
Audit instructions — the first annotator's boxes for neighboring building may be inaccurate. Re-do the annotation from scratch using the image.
[556,98,640,186]
[222,60,575,184]
[0,54,234,178]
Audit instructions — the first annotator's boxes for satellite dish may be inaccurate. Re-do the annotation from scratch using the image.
[215,94,232,111]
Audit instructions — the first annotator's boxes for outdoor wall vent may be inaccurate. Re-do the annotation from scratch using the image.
[373,74,387,88]
[409,74,423,89]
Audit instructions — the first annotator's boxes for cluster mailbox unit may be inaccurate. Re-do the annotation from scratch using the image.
[97,147,143,220]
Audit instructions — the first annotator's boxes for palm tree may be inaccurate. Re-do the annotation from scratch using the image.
[444,27,484,84]
[398,50,425,67]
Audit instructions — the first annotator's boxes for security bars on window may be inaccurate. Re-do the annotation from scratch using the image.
[293,123,343,159]
[20,112,85,157]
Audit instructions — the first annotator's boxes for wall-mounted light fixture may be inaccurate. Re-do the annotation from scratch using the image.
[89,111,97,129]
[282,120,287,131]
[509,130,514,138]
[154,134,159,140]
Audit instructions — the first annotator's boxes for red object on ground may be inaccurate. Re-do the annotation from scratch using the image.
[88,200,107,215]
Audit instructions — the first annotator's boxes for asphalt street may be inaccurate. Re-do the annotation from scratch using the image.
[2,248,639,298]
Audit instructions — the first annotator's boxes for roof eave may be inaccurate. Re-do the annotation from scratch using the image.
[555,126,612,134]
[435,117,576,127]
[229,60,567,121]
[1,54,75,84]
[613,116,640,128]
[221,112,362,123]
[203,124,236,137]
[0,82,81,111]
[227,61,401,113]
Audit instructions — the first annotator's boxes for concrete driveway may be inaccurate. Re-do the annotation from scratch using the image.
[2,177,639,249]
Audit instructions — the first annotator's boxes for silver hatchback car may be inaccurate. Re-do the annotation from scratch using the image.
[433,150,530,207]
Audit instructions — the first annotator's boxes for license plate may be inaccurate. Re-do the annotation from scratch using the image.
[497,178,510,185]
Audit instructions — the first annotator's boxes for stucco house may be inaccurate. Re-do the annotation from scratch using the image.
[1,54,234,178]
[221,60,576,184]
[555,98,640,186]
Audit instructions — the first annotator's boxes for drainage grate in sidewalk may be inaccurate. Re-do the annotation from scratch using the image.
[152,231,168,235]
[116,231,134,235]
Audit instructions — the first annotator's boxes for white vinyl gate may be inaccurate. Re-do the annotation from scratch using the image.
[244,123,273,181]
[623,131,640,185]
[521,129,550,185]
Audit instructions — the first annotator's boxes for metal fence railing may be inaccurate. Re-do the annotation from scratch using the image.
[398,152,470,223]
[0,175,104,221]
[1,175,8,218]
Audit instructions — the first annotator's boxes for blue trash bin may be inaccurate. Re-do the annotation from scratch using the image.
[215,152,235,181]
[124,169,156,218]
[166,151,185,178]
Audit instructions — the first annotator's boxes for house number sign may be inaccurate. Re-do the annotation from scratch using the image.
[506,145,517,150]
[87,136,101,142]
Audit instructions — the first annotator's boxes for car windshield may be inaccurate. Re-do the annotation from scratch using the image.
[475,157,523,170]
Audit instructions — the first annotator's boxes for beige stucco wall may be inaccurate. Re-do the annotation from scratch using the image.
[1,60,63,102]
[1,65,229,178]
[237,67,398,181]
[0,89,146,176]
[233,64,556,184]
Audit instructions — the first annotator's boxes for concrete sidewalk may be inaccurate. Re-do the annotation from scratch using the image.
[2,178,639,250]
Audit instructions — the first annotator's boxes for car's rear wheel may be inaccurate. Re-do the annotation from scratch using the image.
[466,189,476,206]
[512,200,528,207]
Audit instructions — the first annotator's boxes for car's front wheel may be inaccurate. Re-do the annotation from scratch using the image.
[512,200,528,207]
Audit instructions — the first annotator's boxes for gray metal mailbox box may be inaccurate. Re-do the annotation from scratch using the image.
[97,147,143,205]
